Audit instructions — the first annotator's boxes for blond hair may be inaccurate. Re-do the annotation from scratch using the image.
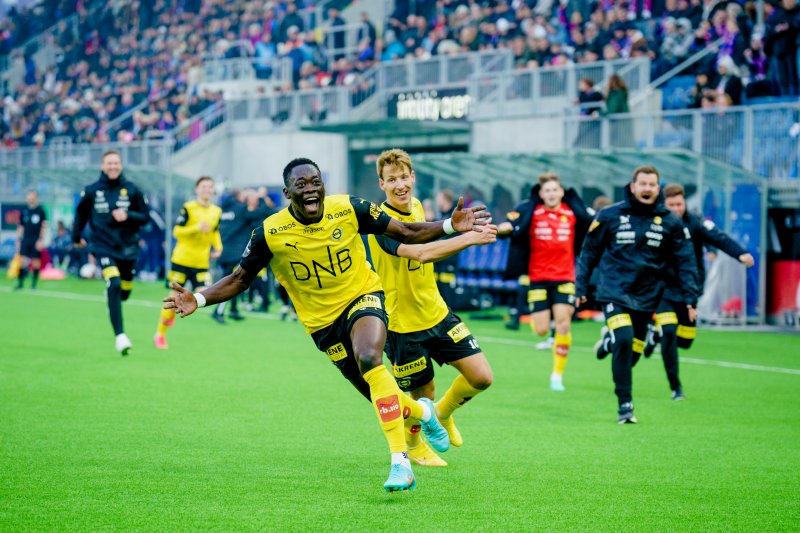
[376,148,413,180]
[538,171,561,186]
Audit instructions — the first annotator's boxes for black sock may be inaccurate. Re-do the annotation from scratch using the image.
[107,278,124,335]
[17,267,27,288]
[31,268,39,288]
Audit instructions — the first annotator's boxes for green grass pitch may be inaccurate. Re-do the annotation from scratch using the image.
[1,276,799,531]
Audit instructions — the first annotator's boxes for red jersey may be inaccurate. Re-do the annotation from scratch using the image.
[528,203,577,281]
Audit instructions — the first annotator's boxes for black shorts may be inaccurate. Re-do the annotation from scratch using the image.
[19,239,40,259]
[656,299,697,345]
[97,255,136,284]
[385,311,482,392]
[168,263,211,290]
[310,292,388,381]
[528,280,576,313]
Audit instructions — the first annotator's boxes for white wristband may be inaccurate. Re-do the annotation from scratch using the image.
[194,292,207,308]
[442,217,456,235]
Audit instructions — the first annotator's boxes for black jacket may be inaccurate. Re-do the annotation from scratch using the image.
[662,211,747,303]
[72,172,150,260]
[500,185,593,280]
[217,195,274,264]
[576,187,700,311]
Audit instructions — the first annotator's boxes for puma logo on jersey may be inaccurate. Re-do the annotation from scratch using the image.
[286,242,299,250]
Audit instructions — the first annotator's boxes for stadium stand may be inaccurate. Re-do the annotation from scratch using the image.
[3,0,797,149]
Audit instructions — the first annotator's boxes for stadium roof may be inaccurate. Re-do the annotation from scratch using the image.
[411,148,764,201]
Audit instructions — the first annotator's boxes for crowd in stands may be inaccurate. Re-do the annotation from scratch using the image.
[1,0,798,148]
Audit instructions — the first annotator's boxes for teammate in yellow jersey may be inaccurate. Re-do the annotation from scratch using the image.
[155,176,222,349]
[367,149,495,467]
[163,157,492,493]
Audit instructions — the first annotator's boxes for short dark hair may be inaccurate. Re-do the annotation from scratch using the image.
[101,149,121,162]
[631,165,660,183]
[283,157,321,187]
[195,176,213,187]
[663,183,685,198]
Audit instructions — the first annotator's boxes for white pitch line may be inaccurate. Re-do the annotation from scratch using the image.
[4,287,800,375]
[475,336,800,376]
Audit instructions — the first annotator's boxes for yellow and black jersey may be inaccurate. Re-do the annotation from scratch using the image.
[171,200,223,270]
[239,194,392,333]
[367,198,449,334]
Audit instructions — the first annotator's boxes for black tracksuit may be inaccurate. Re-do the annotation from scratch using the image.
[657,212,748,391]
[576,188,699,407]
[72,172,150,335]
[213,195,273,317]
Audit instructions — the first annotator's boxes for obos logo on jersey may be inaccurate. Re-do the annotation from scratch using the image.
[376,395,401,422]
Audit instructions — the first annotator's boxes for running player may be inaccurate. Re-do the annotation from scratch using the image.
[163,157,491,492]
[155,176,222,349]
[16,190,47,290]
[367,149,496,467]
[643,183,754,399]
[575,166,699,423]
[72,150,151,355]
[498,172,592,391]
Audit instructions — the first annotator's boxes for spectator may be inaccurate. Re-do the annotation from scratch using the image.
[715,55,744,105]
[358,12,377,48]
[606,74,632,146]
[764,0,799,96]
[327,7,347,61]
[743,34,774,97]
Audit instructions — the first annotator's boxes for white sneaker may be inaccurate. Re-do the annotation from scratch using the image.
[536,337,554,350]
[550,372,565,391]
[115,333,132,356]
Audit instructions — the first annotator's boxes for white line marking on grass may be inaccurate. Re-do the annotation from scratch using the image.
[479,335,800,376]
[4,287,799,375]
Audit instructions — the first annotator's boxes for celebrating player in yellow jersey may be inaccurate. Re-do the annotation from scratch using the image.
[163,157,491,493]
[155,176,222,349]
[367,149,495,467]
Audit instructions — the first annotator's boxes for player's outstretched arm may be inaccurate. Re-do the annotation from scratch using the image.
[396,223,497,264]
[382,197,491,244]
[163,267,254,317]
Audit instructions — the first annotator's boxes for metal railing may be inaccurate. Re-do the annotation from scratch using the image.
[322,21,369,63]
[469,57,650,119]
[225,86,351,129]
[630,38,724,107]
[1,13,82,91]
[172,103,228,151]
[0,139,175,170]
[562,102,800,179]
[202,56,293,85]
[381,49,513,94]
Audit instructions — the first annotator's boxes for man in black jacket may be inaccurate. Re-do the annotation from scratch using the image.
[72,149,150,355]
[644,183,754,400]
[576,166,699,424]
[211,189,274,323]
[765,0,799,96]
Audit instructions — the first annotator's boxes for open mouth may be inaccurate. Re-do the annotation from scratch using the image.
[303,196,320,211]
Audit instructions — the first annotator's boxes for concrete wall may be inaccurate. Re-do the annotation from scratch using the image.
[471,115,566,154]
[170,128,349,193]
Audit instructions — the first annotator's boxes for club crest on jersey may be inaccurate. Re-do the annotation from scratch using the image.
[653,216,661,224]
[332,228,343,240]
[507,211,520,221]
[369,202,382,220]
[120,188,128,197]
